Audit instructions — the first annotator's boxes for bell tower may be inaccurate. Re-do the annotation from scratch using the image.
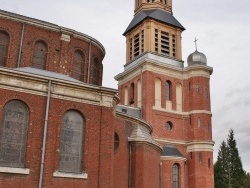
[115,0,214,187]
[124,0,184,64]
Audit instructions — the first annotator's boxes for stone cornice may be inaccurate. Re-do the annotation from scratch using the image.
[0,9,105,56]
[0,67,118,108]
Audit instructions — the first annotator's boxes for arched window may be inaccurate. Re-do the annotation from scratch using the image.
[130,83,135,105]
[114,132,119,152]
[72,50,85,81]
[166,80,171,100]
[137,80,142,108]
[0,100,29,168]
[33,41,47,69]
[176,83,182,111]
[0,31,9,67]
[91,57,101,85]
[173,163,180,188]
[124,87,128,105]
[198,117,201,128]
[59,110,84,173]
[155,78,161,107]
[198,153,203,164]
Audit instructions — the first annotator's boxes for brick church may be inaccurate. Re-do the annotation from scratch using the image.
[0,0,214,187]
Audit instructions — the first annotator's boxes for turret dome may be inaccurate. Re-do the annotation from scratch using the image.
[187,50,207,66]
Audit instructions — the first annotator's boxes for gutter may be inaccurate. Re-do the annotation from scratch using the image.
[38,80,51,188]
[17,23,25,68]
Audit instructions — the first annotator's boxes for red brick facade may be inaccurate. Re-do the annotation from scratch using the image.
[0,1,214,187]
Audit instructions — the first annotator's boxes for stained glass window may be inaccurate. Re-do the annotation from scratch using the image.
[0,31,9,67]
[59,110,84,173]
[0,100,29,168]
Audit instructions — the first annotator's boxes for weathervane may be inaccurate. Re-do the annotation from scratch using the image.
[194,37,198,51]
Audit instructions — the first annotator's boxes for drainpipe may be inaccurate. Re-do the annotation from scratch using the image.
[39,80,52,188]
[140,65,143,119]
[159,162,162,188]
[87,40,92,84]
[128,143,132,188]
[17,23,25,68]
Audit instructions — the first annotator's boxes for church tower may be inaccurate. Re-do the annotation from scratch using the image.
[115,0,214,187]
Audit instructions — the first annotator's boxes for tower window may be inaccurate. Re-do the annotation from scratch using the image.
[172,35,176,57]
[165,121,173,131]
[129,38,132,61]
[114,132,119,152]
[172,164,180,188]
[198,153,203,164]
[198,117,201,128]
[0,31,9,67]
[33,41,47,69]
[141,30,144,53]
[134,34,140,57]
[196,85,199,93]
[161,31,169,56]
[166,80,172,100]
[130,83,135,105]
[155,29,158,52]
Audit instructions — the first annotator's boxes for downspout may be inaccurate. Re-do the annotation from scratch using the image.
[87,40,92,84]
[128,143,132,188]
[159,162,162,188]
[97,89,103,187]
[140,65,143,119]
[39,80,52,188]
[17,23,25,68]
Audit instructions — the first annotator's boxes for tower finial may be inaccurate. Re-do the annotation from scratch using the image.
[194,37,198,51]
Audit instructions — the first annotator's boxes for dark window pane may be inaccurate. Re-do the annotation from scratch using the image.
[91,58,100,85]
[72,51,84,81]
[59,110,84,173]
[166,81,171,100]
[0,32,9,67]
[172,164,179,188]
[0,100,29,168]
[33,41,47,69]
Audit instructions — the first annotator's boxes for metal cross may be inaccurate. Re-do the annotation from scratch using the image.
[194,37,198,51]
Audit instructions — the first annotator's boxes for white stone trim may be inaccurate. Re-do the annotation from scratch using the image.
[153,106,212,116]
[0,167,30,174]
[187,143,214,152]
[53,171,88,179]
[60,34,71,42]
[161,156,187,161]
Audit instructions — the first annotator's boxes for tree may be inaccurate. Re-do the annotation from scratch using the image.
[214,129,246,188]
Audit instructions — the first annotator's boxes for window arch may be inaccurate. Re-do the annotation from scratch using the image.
[59,110,84,173]
[137,79,142,108]
[155,78,162,107]
[130,83,135,105]
[0,100,29,168]
[176,83,182,111]
[72,50,85,81]
[166,80,172,100]
[33,40,47,69]
[91,57,101,85]
[0,31,9,67]
[172,163,180,188]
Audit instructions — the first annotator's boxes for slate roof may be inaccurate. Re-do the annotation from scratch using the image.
[161,145,184,157]
[123,9,185,35]
[14,67,82,83]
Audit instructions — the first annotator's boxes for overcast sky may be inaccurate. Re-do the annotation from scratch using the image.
[1,0,250,172]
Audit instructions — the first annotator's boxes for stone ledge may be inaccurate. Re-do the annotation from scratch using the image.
[53,171,88,179]
[0,167,30,174]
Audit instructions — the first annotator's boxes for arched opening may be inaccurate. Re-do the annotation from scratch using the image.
[33,40,47,69]
[72,50,85,81]
[0,31,9,67]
